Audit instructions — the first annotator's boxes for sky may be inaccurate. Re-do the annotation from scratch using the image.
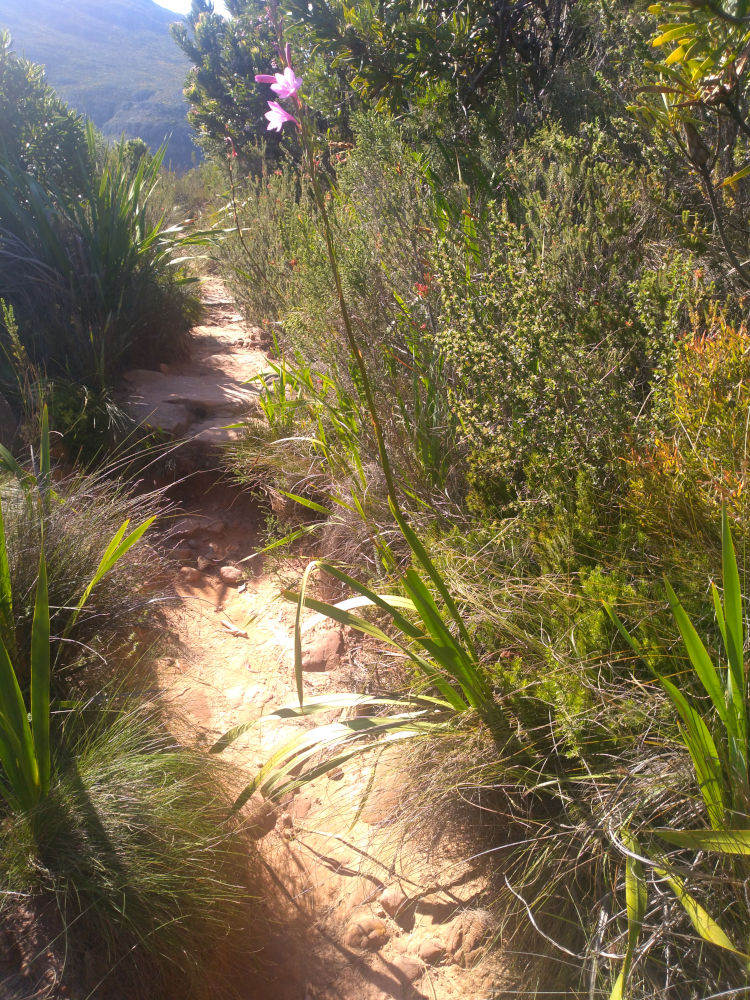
[154,0,228,14]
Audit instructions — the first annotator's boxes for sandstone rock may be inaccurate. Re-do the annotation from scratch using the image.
[277,811,293,830]
[417,938,446,965]
[379,884,408,919]
[242,797,278,839]
[219,565,244,586]
[391,956,423,983]
[178,566,203,586]
[445,909,495,968]
[343,913,390,951]
[0,393,17,450]
[204,518,228,536]
[172,517,202,538]
[302,628,344,671]
[128,399,192,436]
[290,794,312,820]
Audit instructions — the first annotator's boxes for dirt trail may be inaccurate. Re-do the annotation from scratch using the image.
[127,280,506,1000]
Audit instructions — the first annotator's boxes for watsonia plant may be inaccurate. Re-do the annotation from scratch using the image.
[0,409,153,810]
[607,510,750,995]
[218,34,520,802]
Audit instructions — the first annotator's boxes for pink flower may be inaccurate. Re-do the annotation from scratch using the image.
[255,67,302,100]
[264,101,299,132]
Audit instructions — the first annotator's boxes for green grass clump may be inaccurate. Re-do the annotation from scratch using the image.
[1,701,255,1000]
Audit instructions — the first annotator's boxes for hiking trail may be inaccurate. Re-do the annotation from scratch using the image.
[124,279,506,1000]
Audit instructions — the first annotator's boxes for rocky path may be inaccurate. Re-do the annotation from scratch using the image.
[127,281,505,1000]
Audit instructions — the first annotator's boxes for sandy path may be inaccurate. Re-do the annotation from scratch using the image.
[132,280,507,1000]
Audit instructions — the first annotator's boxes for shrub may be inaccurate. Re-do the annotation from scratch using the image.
[0,31,89,194]
[0,130,200,396]
[627,312,750,580]
[431,123,709,514]
[0,702,254,1000]
[1,448,169,688]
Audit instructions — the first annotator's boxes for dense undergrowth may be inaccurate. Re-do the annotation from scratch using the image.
[5,0,750,997]
[202,1,750,996]
[0,41,257,989]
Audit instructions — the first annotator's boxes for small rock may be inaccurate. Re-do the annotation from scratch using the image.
[445,909,495,968]
[343,913,390,951]
[172,545,194,562]
[290,794,313,820]
[219,565,244,586]
[242,797,277,839]
[379,884,408,919]
[204,518,228,536]
[178,566,203,585]
[417,938,446,965]
[302,628,344,672]
[197,555,213,572]
[391,956,423,983]
[277,811,293,830]
[173,517,202,538]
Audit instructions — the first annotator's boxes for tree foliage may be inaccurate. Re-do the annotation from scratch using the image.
[0,30,88,193]
[171,0,281,164]
[634,1,750,285]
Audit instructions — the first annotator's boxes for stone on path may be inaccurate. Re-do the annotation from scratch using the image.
[302,628,344,671]
[219,565,244,586]
[343,912,390,951]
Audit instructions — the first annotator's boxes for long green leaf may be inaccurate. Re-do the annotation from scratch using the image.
[0,499,15,660]
[654,828,750,854]
[294,561,321,706]
[30,537,50,795]
[658,673,725,828]
[611,830,647,1000]
[0,637,38,805]
[664,578,730,730]
[720,511,747,790]
[656,862,750,964]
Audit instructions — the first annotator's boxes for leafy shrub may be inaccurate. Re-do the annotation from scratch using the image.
[432,123,708,514]
[2,454,169,687]
[0,130,200,395]
[0,31,89,194]
[627,312,750,576]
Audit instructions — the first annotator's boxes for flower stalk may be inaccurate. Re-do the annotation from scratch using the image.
[254,35,477,658]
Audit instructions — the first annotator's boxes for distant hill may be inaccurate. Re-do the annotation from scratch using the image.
[0,0,197,169]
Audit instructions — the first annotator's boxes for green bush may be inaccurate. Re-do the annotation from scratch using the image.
[2,453,169,688]
[432,123,708,514]
[0,130,200,396]
[0,31,89,195]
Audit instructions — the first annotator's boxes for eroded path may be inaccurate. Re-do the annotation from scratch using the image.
[126,280,506,1000]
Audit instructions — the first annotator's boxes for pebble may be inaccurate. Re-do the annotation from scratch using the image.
[445,909,495,967]
[242,797,277,839]
[391,956,423,983]
[178,566,203,585]
[343,913,390,951]
[417,937,446,965]
[379,884,408,918]
[302,628,343,671]
[219,565,244,586]
[197,555,213,571]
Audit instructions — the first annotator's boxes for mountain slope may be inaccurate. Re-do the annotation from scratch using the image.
[0,0,196,168]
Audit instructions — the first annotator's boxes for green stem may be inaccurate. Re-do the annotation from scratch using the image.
[299,122,477,659]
